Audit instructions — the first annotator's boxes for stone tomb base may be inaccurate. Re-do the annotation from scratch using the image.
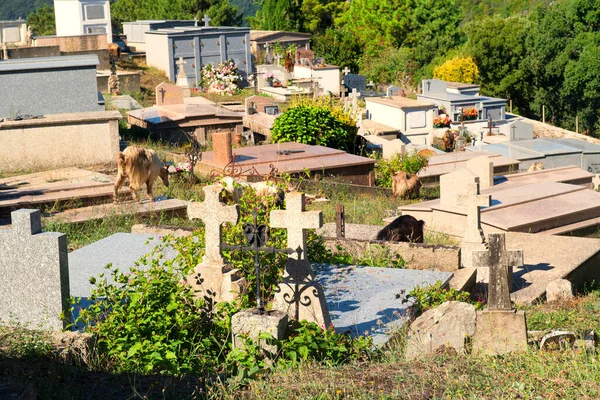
[472,310,528,356]
[231,310,288,354]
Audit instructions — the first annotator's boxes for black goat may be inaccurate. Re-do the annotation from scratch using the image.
[376,215,425,243]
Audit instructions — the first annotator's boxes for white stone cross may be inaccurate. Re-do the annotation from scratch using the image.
[202,14,211,27]
[194,17,198,27]
[349,88,361,109]
[342,66,350,75]
[473,233,523,310]
[270,192,322,260]
[275,54,282,65]
[368,80,374,88]
[188,185,239,264]
[457,182,490,244]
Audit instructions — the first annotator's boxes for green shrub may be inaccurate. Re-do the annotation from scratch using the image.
[75,231,236,375]
[271,97,358,152]
[403,281,483,317]
[373,151,429,188]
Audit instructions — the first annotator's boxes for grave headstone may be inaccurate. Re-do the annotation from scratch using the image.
[0,209,69,330]
[466,155,494,189]
[343,73,367,95]
[508,120,534,141]
[471,233,527,355]
[270,192,331,327]
[386,85,401,97]
[186,185,247,303]
[156,82,184,106]
[439,169,478,208]
[342,66,350,75]
[175,57,191,97]
[202,14,211,27]
[295,49,314,66]
[349,88,361,111]
[458,181,491,269]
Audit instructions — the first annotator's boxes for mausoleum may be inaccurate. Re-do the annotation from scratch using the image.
[53,0,112,43]
[417,79,506,123]
[145,25,253,84]
[122,20,196,51]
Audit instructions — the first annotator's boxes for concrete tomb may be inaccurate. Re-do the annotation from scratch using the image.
[54,0,112,42]
[0,209,69,331]
[128,84,243,144]
[0,55,105,118]
[145,25,253,84]
[186,185,246,303]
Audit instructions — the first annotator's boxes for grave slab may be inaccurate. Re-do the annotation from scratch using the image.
[314,264,453,346]
[68,233,179,298]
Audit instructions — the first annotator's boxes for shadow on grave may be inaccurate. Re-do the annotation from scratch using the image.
[0,353,208,399]
[512,262,554,290]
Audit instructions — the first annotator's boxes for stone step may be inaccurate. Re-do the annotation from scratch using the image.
[0,185,130,217]
[46,197,188,224]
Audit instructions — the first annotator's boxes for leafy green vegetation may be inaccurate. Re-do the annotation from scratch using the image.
[405,281,483,317]
[26,4,55,36]
[372,151,429,188]
[271,96,358,153]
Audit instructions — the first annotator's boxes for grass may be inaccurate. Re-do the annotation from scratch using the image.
[192,88,256,104]
[4,289,599,399]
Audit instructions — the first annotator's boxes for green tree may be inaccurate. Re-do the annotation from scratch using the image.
[250,0,303,31]
[311,28,362,72]
[301,0,347,33]
[26,4,55,36]
[466,16,533,115]
[110,0,242,32]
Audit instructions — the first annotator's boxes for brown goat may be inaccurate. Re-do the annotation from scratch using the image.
[392,171,421,199]
[114,146,169,203]
[442,130,455,152]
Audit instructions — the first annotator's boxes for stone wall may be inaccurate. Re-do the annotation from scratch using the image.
[6,46,61,59]
[33,34,108,52]
[323,238,460,272]
[97,71,141,93]
[512,113,600,145]
[0,111,121,173]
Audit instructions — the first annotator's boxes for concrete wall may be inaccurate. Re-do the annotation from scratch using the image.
[54,0,112,42]
[5,46,61,59]
[0,111,121,172]
[0,64,104,118]
[97,71,141,93]
[145,34,170,77]
[293,65,340,96]
[366,100,434,145]
[323,238,460,272]
[33,34,108,51]
[0,21,28,46]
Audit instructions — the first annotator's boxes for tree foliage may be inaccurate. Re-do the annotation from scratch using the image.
[26,4,55,36]
[250,0,303,31]
[433,57,479,84]
[0,0,51,20]
[271,96,358,151]
[110,0,242,31]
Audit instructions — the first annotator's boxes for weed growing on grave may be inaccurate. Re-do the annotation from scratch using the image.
[0,323,52,360]
[372,151,429,188]
[403,280,483,317]
[226,320,373,387]
[75,230,239,376]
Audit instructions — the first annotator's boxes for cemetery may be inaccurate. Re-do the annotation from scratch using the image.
[2,0,600,397]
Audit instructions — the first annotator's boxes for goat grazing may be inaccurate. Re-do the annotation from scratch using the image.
[527,162,545,172]
[376,215,425,243]
[114,146,169,203]
[392,171,422,199]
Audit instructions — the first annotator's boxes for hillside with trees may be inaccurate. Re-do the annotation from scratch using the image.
[0,0,51,20]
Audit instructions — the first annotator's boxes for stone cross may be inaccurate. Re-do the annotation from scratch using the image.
[188,185,239,264]
[349,88,361,109]
[159,87,166,103]
[202,14,211,27]
[368,80,374,88]
[593,174,600,191]
[194,17,198,27]
[458,182,491,244]
[473,233,523,310]
[341,84,348,98]
[176,57,186,74]
[270,192,322,261]
[342,66,350,75]
[275,54,282,65]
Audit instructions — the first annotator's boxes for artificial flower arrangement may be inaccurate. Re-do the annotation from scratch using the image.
[462,107,479,120]
[433,115,451,128]
[200,60,242,96]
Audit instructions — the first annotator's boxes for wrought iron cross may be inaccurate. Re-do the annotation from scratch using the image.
[221,209,298,314]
